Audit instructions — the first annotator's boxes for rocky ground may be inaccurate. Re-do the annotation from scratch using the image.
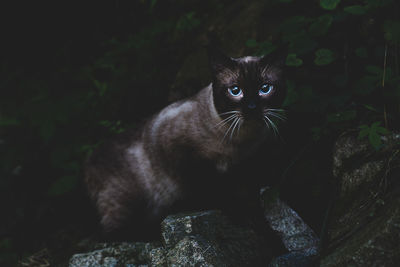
[64,131,400,267]
[320,132,400,266]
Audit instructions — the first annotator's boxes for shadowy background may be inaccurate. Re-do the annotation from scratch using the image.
[0,0,399,265]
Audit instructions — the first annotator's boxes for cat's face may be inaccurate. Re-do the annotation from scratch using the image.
[210,49,287,139]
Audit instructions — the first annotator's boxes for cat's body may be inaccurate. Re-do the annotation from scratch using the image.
[85,51,286,239]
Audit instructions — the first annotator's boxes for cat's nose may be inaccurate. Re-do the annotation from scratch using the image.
[248,102,256,109]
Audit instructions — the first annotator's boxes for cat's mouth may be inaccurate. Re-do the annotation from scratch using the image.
[215,108,286,143]
[241,108,286,136]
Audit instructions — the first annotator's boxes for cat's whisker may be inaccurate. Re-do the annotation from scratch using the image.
[214,114,237,129]
[262,117,271,130]
[236,119,243,137]
[222,116,239,143]
[217,114,236,126]
[218,110,240,116]
[266,108,286,113]
[227,119,236,141]
[230,117,241,141]
[264,115,279,137]
[228,117,240,142]
[266,111,286,121]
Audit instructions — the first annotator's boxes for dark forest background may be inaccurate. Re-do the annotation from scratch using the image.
[1,0,399,265]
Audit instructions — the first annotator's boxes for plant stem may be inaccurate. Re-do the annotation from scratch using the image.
[382,43,388,128]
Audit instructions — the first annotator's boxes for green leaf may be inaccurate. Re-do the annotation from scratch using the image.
[93,79,108,97]
[344,5,367,15]
[285,54,303,67]
[320,0,341,10]
[245,39,258,48]
[258,42,276,56]
[358,122,389,149]
[314,48,335,66]
[99,120,112,127]
[363,104,379,112]
[369,131,382,150]
[376,126,390,135]
[47,175,78,196]
[371,121,381,128]
[358,127,370,139]
[0,118,20,126]
[309,14,333,36]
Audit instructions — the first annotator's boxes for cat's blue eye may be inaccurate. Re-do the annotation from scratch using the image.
[228,86,243,97]
[259,84,273,96]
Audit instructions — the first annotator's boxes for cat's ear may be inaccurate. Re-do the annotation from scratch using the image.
[207,46,235,75]
[260,46,287,68]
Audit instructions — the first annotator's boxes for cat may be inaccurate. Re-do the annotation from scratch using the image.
[84,47,287,240]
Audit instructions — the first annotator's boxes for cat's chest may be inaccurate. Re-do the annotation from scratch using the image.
[202,137,264,174]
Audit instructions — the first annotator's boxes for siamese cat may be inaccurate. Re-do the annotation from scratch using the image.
[85,48,287,240]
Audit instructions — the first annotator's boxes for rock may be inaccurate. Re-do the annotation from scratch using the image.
[262,190,320,267]
[69,210,269,266]
[166,236,218,266]
[69,198,326,266]
[263,197,319,253]
[161,210,268,266]
[161,210,220,249]
[269,251,318,267]
[320,132,400,266]
[149,247,167,266]
[69,242,160,267]
[321,197,400,267]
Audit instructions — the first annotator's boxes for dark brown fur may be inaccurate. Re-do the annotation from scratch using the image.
[85,50,286,240]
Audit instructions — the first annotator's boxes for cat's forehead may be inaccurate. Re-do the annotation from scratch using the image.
[236,56,260,63]
[213,54,283,86]
[235,56,281,82]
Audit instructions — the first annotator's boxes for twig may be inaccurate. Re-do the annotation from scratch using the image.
[382,43,388,128]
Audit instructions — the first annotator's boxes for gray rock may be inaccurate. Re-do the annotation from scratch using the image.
[321,132,400,266]
[149,247,167,267]
[69,210,269,266]
[69,242,159,267]
[161,210,220,249]
[69,192,325,266]
[262,191,320,267]
[263,197,319,253]
[166,236,217,266]
[161,210,268,266]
